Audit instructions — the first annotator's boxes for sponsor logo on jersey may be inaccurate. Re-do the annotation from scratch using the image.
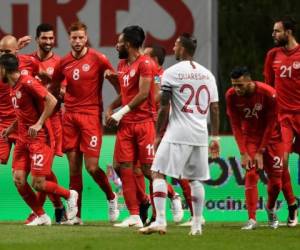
[21,69,29,75]
[16,91,22,99]
[130,69,136,77]
[82,64,90,72]
[293,61,300,69]
[47,67,54,75]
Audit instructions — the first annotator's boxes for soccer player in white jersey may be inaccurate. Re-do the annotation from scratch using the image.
[139,33,220,236]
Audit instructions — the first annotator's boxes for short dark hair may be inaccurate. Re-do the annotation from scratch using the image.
[68,21,87,34]
[230,66,251,79]
[146,44,166,66]
[179,33,197,56]
[0,53,19,72]
[275,15,297,35]
[36,23,54,38]
[122,25,145,48]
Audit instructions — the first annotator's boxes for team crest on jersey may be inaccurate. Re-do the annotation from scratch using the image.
[47,67,54,75]
[21,69,29,75]
[130,69,136,77]
[16,91,22,99]
[293,61,300,69]
[154,75,161,84]
[82,64,90,72]
[254,103,262,111]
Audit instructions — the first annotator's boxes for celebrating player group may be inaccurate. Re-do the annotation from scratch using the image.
[0,15,299,236]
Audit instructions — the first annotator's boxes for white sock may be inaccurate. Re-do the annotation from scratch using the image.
[190,181,205,226]
[153,178,167,225]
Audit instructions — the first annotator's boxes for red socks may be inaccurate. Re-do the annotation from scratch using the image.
[267,176,282,209]
[16,182,45,216]
[178,179,193,215]
[120,167,139,215]
[281,167,296,205]
[245,169,259,220]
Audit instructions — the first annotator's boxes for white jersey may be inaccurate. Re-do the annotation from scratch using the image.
[161,60,218,146]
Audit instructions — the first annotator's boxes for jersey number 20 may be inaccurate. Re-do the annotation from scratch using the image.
[180,84,210,114]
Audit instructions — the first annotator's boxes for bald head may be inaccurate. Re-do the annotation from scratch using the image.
[0,35,18,55]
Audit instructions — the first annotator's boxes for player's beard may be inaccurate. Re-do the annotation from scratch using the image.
[72,44,84,54]
[118,48,128,59]
[39,44,53,53]
[274,36,288,47]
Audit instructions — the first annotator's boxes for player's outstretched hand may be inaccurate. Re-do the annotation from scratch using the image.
[241,153,253,170]
[209,139,220,159]
[17,36,32,49]
[253,153,263,170]
[28,123,42,138]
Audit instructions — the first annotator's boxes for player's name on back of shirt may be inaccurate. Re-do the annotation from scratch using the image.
[177,72,210,81]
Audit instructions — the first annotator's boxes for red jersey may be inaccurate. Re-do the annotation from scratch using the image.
[0,54,39,121]
[30,52,60,79]
[226,82,281,153]
[10,75,48,143]
[118,55,156,123]
[264,45,300,113]
[30,52,63,112]
[52,48,114,115]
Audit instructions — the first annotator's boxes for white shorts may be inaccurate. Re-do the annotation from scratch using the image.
[151,141,210,181]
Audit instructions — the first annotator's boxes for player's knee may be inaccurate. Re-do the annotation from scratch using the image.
[85,164,98,175]
[13,171,26,187]
[141,164,152,180]
[31,178,44,191]
[152,171,165,180]
[133,167,143,176]
[269,177,282,191]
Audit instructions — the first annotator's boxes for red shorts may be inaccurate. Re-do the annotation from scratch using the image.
[246,142,283,177]
[279,113,300,153]
[12,140,53,176]
[62,112,102,158]
[114,121,155,164]
[50,111,63,157]
[0,118,18,164]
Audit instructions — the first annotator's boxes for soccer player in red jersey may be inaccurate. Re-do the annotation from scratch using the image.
[106,26,156,227]
[25,23,67,224]
[0,53,78,225]
[0,35,40,167]
[263,16,298,226]
[51,22,119,224]
[0,34,66,224]
[226,67,284,230]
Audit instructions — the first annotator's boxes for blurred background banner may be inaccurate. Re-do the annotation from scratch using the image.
[0,0,218,112]
[0,136,299,222]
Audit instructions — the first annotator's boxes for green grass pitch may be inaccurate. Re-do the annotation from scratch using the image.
[0,222,299,250]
